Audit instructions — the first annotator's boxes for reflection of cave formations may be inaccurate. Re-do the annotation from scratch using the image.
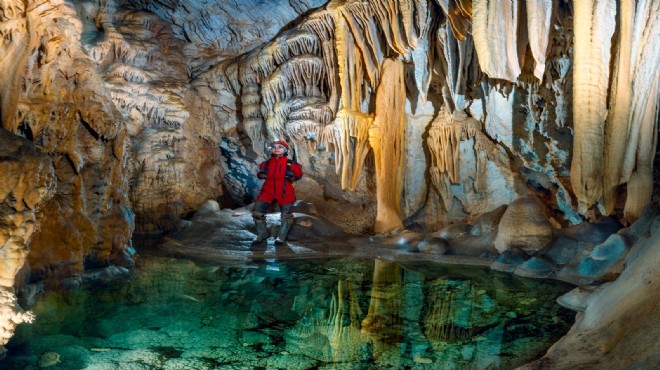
[283,260,568,367]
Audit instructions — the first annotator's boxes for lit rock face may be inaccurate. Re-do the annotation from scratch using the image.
[0,0,139,279]
[0,130,54,356]
[123,0,329,75]
[493,195,553,255]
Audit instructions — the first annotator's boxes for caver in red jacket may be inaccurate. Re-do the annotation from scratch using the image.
[256,154,303,205]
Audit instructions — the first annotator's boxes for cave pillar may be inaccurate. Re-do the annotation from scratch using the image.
[369,58,406,233]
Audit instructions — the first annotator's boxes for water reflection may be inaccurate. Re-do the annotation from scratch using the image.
[2,256,574,369]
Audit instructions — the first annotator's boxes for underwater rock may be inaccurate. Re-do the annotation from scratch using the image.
[38,352,61,368]
[242,330,272,346]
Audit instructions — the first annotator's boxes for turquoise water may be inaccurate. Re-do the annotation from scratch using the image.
[2,256,574,369]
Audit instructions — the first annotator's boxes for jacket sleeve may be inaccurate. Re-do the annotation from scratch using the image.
[257,161,268,179]
[291,162,303,180]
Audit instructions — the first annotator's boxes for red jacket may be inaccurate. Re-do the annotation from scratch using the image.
[257,155,303,205]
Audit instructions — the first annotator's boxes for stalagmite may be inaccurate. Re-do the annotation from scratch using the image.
[570,0,615,213]
[526,0,553,81]
[472,0,521,81]
[369,59,406,232]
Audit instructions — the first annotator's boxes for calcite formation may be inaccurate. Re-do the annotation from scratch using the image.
[0,129,53,355]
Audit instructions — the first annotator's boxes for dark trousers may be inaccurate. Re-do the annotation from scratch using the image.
[252,200,294,222]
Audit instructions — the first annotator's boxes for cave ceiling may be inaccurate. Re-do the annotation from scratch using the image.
[114,0,331,74]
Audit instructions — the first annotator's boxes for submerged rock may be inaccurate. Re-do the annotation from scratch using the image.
[38,352,61,368]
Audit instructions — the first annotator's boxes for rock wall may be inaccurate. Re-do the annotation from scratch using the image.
[0,130,54,356]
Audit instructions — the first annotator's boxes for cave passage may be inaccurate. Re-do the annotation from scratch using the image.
[2,255,574,369]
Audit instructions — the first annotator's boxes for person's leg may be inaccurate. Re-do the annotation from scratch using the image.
[251,200,271,242]
[275,202,295,244]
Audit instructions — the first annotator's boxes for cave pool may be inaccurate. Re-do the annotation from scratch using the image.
[2,255,575,369]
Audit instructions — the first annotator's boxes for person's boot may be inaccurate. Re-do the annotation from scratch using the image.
[252,219,269,243]
[275,219,293,245]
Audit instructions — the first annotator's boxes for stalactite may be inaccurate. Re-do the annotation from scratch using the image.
[0,8,36,133]
[427,107,462,183]
[319,121,343,174]
[106,64,151,83]
[603,0,635,214]
[526,0,553,81]
[261,56,326,142]
[261,56,325,113]
[442,22,474,112]
[369,59,406,233]
[242,83,266,154]
[430,167,454,211]
[546,14,572,129]
[620,0,660,222]
[335,11,366,113]
[336,109,374,190]
[571,0,615,214]
[623,74,658,222]
[340,2,380,88]
[369,0,416,54]
[472,0,521,81]
[249,30,320,82]
[410,1,434,104]
[302,11,339,114]
[286,119,322,153]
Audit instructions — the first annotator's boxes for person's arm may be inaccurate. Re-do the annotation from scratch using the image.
[257,161,268,179]
[286,163,303,181]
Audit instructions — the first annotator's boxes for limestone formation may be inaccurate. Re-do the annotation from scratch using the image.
[493,195,553,255]
[0,130,53,356]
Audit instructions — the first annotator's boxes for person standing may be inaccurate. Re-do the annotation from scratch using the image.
[252,140,303,245]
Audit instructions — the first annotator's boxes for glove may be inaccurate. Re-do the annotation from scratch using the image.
[286,170,295,181]
[257,169,267,179]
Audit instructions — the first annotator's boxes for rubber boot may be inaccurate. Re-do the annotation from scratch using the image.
[253,219,269,242]
[275,219,293,245]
